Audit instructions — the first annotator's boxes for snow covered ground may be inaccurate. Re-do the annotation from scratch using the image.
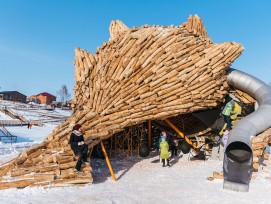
[0,125,57,164]
[0,111,13,120]
[0,125,271,203]
[0,100,72,124]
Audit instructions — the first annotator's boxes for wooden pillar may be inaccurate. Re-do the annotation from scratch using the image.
[87,148,93,159]
[164,118,197,149]
[100,141,116,181]
[148,120,151,148]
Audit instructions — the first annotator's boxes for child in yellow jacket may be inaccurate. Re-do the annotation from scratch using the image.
[160,138,170,167]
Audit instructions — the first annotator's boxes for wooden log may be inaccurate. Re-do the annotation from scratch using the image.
[50,177,93,185]
[252,142,266,151]
[39,165,59,173]
[8,168,32,177]
[34,173,55,181]
[53,155,74,164]
[213,171,224,179]
[59,161,77,170]
[29,181,51,187]
[16,150,28,165]
[0,179,36,190]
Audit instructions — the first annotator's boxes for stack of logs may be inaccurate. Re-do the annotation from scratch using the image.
[233,89,255,104]
[251,128,271,171]
[0,14,244,189]
[0,146,93,189]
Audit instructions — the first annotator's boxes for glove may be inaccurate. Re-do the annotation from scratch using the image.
[78,141,84,145]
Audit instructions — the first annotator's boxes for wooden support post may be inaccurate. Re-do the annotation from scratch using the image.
[148,120,151,148]
[87,148,93,160]
[110,136,113,158]
[164,118,197,149]
[100,141,116,181]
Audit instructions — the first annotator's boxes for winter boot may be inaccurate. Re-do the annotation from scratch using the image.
[162,159,166,167]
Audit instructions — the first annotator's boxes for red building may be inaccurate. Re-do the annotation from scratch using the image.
[27,92,56,105]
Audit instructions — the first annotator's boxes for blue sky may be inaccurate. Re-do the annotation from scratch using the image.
[0,0,271,99]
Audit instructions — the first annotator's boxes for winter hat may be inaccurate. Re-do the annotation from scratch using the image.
[73,124,82,131]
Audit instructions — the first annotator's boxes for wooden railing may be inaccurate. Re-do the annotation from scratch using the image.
[0,120,27,126]
[0,123,17,144]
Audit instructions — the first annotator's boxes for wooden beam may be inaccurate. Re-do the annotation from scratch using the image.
[148,120,151,148]
[100,141,116,181]
[164,118,197,149]
[87,148,93,159]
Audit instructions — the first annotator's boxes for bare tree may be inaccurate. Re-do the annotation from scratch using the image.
[57,85,71,107]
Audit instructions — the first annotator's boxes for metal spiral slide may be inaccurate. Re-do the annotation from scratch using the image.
[223,68,271,192]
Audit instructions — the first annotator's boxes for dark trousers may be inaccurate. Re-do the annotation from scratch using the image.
[75,144,88,171]
[171,147,177,157]
[162,159,169,166]
[223,115,232,129]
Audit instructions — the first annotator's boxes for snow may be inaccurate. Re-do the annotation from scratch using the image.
[9,108,71,123]
[1,150,271,203]
[0,102,271,203]
[7,125,56,143]
[0,100,72,124]
[0,125,57,165]
[0,111,13,120]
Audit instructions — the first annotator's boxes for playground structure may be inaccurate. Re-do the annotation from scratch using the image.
[0,14,270,191]
[223,69,271,191]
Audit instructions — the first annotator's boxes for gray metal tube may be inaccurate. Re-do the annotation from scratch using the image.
[223,68,271,192]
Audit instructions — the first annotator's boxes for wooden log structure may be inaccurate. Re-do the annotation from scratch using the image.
[251,128,271,171]
[0,14,245,189]
[232,89,256,104]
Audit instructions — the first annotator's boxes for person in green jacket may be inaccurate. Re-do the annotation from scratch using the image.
[160,138,170,167]
[222,100,236,129]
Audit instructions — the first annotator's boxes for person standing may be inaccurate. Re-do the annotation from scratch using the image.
[157,131,168,162]
[69,124,89,172]
[221,128,231,147]
[158,131,168,148]
[222,100,236,129]
[160,138,170,167]
[171,138,178,158]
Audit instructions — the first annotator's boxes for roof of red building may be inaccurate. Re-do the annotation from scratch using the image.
[38,92,56,98]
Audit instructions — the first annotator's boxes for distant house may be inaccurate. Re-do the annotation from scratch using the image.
[0,91,27,103]
[66,99,74,108]
[51,101,62,109]
[27,92,57,105]
[62,99,73,110]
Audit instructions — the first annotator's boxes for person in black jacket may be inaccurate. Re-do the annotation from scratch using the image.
[69,124,88,172]
[171,137,178,158]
